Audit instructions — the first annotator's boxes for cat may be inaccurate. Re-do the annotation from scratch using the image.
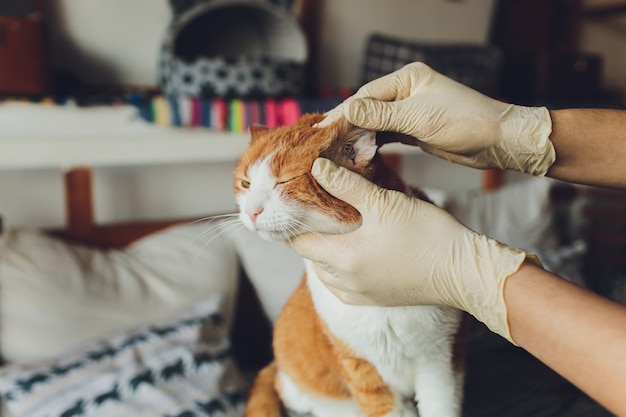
[234,113,466,417]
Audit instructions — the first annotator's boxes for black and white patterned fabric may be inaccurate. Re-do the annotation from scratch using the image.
[160,50,304,98]
[160,0,307,98]
[362,34,503,98]
[0,295,248,417]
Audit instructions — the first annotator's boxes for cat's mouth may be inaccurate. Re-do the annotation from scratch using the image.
[257,229,301,242]
[254,217,317,242]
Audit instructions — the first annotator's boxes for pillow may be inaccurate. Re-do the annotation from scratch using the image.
[226,227,303,323]
[0,295,248,417]
[446,177,585,284]
[0,222,240,363]
[446,177,557,252]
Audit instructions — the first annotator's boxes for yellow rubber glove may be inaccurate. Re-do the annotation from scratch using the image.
[319,62,555,176]
[290,158,532,343]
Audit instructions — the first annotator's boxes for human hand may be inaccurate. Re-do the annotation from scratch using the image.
[319,62,555,176]
[289,158,530,342]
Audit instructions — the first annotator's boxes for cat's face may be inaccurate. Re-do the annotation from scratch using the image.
[234,114,378,241]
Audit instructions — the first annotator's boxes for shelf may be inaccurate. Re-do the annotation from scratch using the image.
[0,131,423,171]
[0,130,250,170]
[0,101,424,171]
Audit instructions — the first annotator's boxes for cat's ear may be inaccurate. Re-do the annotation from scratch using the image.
[248,125,269,142]
[347,129,378,166]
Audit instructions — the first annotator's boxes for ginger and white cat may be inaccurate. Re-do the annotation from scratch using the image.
[234,114,466,417]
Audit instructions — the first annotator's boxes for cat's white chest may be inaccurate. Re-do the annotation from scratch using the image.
[305,260,462,396]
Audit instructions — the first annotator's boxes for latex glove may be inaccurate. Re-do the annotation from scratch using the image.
[319,62,555,176]
[289,158,532,343]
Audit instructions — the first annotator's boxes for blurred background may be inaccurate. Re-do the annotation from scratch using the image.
[1,0,625,230]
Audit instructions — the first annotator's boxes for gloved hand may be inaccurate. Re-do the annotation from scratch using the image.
[318,62,555,176]
[289,158,533,343]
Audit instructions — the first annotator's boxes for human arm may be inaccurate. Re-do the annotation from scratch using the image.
[319,62,555,176]
[322,62,626,190]
[289,159,626,417]
[547,108,626,188]
[505,262,626,417]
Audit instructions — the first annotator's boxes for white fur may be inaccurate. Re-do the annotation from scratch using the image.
[240,156,464,417]
[306,262,463,417]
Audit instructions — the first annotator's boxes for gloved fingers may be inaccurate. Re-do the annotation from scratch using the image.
[311,265,380,306]
[311,158,388,217]
[417,141,491,170]
[344,95,445,140]
[288,232,347,265]
[315,67,409,129]
[354,74,405,101]
[317,62,435,131]
[290,158,382,264]
[314,104,346,128]
[328,287,379,306]
[325,285,352,303]
[352,62,431,101]
[344,98,407,134]
[317,97,409,134]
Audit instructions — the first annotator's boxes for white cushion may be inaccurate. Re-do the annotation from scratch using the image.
[226,227,303,323]
[446,177,585,284]
[446,177,557,251]
[0,222,239,363]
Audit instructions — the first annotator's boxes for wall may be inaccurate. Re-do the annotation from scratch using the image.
[1,0,494,229]
[579,0,626,93]
[41,0,496,89]
[43,0,171,87]
[317,0,496,88]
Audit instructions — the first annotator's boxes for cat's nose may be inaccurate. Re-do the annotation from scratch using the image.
[246,206,264,223]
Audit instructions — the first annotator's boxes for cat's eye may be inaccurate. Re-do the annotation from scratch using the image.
[240,179,250,189]
[275,173,305,187]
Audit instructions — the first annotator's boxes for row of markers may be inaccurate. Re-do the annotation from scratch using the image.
[129,95,344,132]
[1,92,349,132]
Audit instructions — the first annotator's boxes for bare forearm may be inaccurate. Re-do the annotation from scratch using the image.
[547,109,626,188]
[504,261,626,416]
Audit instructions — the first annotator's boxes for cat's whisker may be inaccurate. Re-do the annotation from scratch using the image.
[214,219,246,238]
[184,215,234,242]
[195,218,242,243]
[193,215,240,240]
[194,224,226,242]
[279,221,304,240]
[290,219,326,240]
[186,213,239,226]
[281,220,301,238]
[189,212,238,224]
[192,220,245,264]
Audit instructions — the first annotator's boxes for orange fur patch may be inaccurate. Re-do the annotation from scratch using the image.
[272,276,398,417]
[244,362,281,417]
[273,277,352,399]
[234,114,413,225]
